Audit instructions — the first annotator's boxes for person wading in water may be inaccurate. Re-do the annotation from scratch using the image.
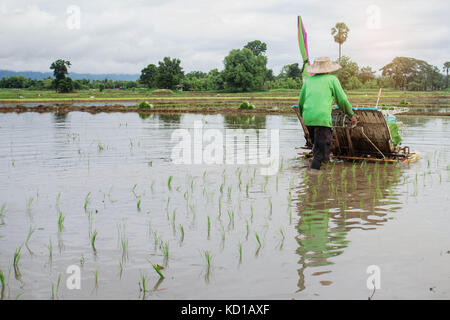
[298,56,357,170]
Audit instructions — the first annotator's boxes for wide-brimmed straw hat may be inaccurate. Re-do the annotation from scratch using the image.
[305,56,341,74]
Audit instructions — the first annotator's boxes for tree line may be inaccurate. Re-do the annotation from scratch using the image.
[1,40,448,92]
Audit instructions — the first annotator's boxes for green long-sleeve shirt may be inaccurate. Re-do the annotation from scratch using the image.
[298,74,353,128]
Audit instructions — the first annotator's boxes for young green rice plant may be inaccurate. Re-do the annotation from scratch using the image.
[238,242,243,263]
[255,232,262,248]
[87,211,93,236]
[0,203,6,225]
[57,211,65,233]
[250,205,254,222]
[168,176,173,191]
[268,197,272,217]
[0,269,5,300]
[148,260,165,279]
[245,220,250,240]
[207,216,211,239]
[94,270,99,289]
[162,241,169,260]
[13,245,22,279]
[91,230,98,253]
[227,209,235,226]
[227,186,232,200]
[246,183,249,197]
[218,198,222,218]
[84,192,91,212]
[50,274,62,300]
[48,237,53,263]
[137,199,141,211]
[179,224,185,243]
[56,192,61,213]
[26,196,34,213]
[25,225,35,255]
[139,273,147,298]
[147,178,154,193]
[279,228,286,249]
[203,250,212,268]
[221,225,226,246]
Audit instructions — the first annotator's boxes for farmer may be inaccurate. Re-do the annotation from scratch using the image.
[298,56,357,170]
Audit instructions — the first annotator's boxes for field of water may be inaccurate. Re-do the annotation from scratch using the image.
[0,112,449,299]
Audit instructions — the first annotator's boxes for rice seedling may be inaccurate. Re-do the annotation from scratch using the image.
[137,199,141,211]
[221,225,226,246]
[57,212,65,233]
[94,270,99,289]
[168,176,173,191]
[50,274,62,300]
[227,209,235,226]
[250,206,254,222]
[245,220,250,240]
[117,223,128,261]
[162,241,169,260]
[245,182,249,197]
[91,230,98,253]
[268,197,272,217]
[25,225,35,255]
[179,224,185,243]
[227,186,232,199]
[0,203,6,224]
[119,261,124,279]
[203,250,212,268]
[13,245,22,279]
[238,242,243,263]
[48,237,53,263]
[172,209,177,225]
[150,180,155,193]
[255,232,262,248]
[0,269,5,300]
[26,196,34,213]
[148,260,165,279]
[279,228,285,249]
[207,216,211,239]
[84,192,91,211]
[87,211,93,236]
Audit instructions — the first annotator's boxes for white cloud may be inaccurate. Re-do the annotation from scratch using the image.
[0,0,448,75]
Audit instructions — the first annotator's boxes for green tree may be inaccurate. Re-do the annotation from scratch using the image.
[154,57,184,89]
[334,56,359,89]
[443,62,450,88]
[358,66,375,84]
[56,77,74,93]
[279,63,301,79]
[331,23,350,62]
[381,57,441,90]
[244,40,267,56]
[50,59,73,92]
[222,48,267,92]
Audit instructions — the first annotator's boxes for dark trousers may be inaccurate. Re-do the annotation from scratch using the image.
[307,126,333,170]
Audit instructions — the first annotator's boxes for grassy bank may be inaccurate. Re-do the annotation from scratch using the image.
[0,88,449,109]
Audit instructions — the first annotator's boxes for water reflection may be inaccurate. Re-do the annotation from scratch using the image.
[294,161,403,291]
[224,115,266,129]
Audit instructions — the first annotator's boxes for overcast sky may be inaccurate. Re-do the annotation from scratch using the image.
[1,0,448,75]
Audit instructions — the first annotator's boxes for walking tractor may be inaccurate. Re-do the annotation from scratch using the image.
[293,16,419,164]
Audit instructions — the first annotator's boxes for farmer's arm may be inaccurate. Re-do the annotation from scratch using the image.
[332,77,354,117]
[298,81,307,116]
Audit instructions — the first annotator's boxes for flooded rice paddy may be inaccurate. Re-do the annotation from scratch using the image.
[0,112,449,299]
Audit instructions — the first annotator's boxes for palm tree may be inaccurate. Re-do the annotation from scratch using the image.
[331,23,350,63]
[443,62,450,88]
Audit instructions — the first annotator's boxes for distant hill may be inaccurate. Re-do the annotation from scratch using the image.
[0,70,140,81]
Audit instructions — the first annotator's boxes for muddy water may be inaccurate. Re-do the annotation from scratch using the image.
[0,112,449,300]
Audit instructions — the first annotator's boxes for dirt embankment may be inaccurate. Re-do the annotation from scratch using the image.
[0,104,294,115]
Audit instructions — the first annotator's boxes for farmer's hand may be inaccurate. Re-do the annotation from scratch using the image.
[350,115,357,126]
